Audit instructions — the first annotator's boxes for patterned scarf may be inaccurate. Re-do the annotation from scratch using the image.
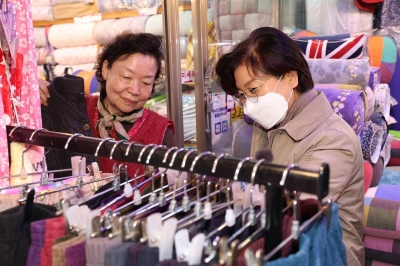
[96,98,143,140]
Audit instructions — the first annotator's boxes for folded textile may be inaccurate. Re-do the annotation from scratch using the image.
[94,16,149,45]
[307,57,370,89]
[32,6,54,21]
[48,22,97,48]
[305,0,373,35]
[52,2,96,20]
[53,45,98,65]
[34,27,47,48]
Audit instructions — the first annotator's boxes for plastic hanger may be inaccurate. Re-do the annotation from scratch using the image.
[146,212,177,261]
[174,228,205,265]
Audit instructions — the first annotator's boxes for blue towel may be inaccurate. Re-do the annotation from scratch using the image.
[266,202,347,266]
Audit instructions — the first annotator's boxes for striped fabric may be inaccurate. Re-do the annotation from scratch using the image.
[364,235,400,265]
[185,21,217,71]
[293,34,366,59]
[364,197,400,240]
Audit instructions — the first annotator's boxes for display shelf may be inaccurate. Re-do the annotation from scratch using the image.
[32,3,191,27]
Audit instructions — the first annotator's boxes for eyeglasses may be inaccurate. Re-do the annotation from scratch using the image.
[232,78,270,106]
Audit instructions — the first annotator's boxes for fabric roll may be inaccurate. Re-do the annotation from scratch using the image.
[94,16,149,45]
[364,234,400,265]
[53,63,95,77]
[371,156,385,188]
[305,0,373,35]
[32,6,54,21]
[374,84,391,121]
[53,45,98,65]
[34,27,47,48]
[307,57,370,89]
[365,86,376,121]
[361,120,384,164]
[369,66,381,91]
[314,86,366,136]
[368,35,398,84]
[52,2,96,20]
[86,237,121,266]
[66,240,86,266]
[381,0,400,28]
[364,196,400,240]
[97,0,127,12]
[370,112,389,153]
[36,47,49,65]
[48,22,97,49]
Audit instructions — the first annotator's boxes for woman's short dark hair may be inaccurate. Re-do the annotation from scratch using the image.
[215,27,314,95]
[95,31,164,99]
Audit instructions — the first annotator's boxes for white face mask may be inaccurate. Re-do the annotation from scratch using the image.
[243,75,293,129]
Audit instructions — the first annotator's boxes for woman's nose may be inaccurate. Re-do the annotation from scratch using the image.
[127,83,140,95]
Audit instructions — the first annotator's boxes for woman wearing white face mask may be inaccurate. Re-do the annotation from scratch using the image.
[215,27,365,266]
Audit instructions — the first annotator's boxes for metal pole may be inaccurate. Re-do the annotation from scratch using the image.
[192,0,210,152]
[162,0,184,147]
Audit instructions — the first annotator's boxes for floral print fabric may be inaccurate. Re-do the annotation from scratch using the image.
[307,57,370,89]
[314,87,366,136]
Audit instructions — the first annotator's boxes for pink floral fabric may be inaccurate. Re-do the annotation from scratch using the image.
[0,0,42,187]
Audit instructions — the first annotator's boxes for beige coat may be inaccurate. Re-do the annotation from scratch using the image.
[250,91,365,265]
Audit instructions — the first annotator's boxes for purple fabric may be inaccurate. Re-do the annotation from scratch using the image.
[100,190,124,207]
[389,54,400,131]
[369,66,381,91]
[66,240,86,266]
[27,219,47,266]
[375,184,400,201]
[314,86,366,136]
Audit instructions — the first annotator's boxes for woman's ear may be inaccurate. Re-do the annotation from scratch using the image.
[102,60,109,80]
[286,71,298,89]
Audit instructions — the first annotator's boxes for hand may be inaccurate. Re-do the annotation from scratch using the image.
[39,79,50,106]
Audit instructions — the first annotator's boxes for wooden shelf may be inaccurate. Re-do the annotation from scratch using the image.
[32,3,191,27]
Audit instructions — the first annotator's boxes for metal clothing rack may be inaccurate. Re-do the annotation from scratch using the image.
[6,125,330,258]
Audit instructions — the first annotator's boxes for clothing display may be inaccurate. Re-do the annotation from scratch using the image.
[1,126,337,266]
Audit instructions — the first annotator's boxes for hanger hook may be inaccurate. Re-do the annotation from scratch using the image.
[212,153,228,174]
[162,146,178,164]
[64,133,84,149]
[190,151,215,172]
[125,141,139,157]
[280,164,296,186]
[233,157,251,181]
[181,149,198,169]
[110,140,125,160]
[146,145,166,165]
[94,137,112,157]
[8,126,27,137]
[250,159,265,186]
[169,147,185,168]
[137,144,157,163]
[29,128,48,141]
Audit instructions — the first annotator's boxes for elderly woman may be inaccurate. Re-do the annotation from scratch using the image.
[40,32,175,178]
[215,27,364,265]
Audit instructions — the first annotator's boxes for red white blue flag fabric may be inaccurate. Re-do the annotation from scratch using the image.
[293,34,366,59]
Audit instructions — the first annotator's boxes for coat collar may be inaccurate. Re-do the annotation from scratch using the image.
[280,91,334,141]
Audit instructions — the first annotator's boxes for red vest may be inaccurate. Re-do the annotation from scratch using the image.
[85,95,174,180]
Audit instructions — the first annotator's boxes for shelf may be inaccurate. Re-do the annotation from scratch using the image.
[32,3,191,27]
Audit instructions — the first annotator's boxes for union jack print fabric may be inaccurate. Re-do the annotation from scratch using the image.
[293,34,366,59]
